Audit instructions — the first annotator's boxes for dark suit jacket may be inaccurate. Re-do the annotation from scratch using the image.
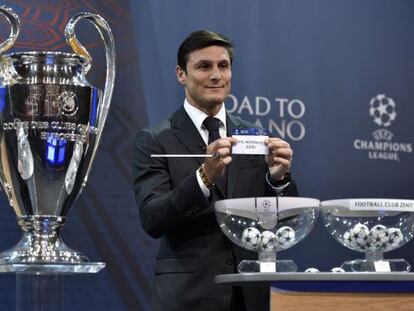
[133,106,298,311]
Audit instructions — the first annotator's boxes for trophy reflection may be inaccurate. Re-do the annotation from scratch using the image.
[0,6,115,265]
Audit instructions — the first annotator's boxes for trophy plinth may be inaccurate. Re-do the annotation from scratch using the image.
[0,216,88,264]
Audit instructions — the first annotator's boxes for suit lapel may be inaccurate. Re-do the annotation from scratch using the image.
[170,107,206,166]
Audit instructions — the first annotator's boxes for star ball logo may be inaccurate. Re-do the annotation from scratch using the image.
[262,199,271,210]
[353,94,412,161]
[369,94,396,127]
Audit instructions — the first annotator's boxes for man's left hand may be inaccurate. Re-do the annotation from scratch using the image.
[265,138,293,181]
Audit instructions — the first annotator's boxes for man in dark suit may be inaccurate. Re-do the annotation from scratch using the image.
[133,30,298,311]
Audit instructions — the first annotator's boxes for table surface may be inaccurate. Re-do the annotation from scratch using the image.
[215,272,414,286]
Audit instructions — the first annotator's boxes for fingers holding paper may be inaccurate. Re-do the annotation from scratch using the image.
[265,138,293,180]
[203,137,237,183]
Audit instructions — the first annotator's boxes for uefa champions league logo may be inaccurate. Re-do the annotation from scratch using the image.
[369,94,396,127]
[262,199,271,209]
[353,93,412,161]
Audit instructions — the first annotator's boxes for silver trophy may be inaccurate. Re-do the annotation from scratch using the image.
[0,6,115,267]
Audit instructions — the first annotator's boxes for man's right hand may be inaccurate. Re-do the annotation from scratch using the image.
[203,137,238,183]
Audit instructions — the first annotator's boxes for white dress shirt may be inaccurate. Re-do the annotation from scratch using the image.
[183,99,226,197]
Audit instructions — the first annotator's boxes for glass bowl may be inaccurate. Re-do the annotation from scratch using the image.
[215,197,319,272]
[321,198,414,272]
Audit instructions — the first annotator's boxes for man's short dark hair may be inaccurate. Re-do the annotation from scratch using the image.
[177,30,233,72]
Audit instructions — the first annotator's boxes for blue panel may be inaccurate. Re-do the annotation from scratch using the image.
[89,87,99,126]
[0,87,7,112]
[45,55,54,65]
[46,134,67,166]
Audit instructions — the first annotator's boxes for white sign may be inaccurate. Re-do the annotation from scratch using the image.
[232,135,269,155]
[260,261,276,272]
[374,261,391,272]
[349,199,414,213]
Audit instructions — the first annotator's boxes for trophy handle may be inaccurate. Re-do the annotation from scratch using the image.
[0,6,20,54]
[65,13,116,190]
[0,6,20,204]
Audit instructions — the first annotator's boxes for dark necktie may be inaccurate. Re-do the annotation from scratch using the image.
[203,117,221,144]
[202,116,227,196]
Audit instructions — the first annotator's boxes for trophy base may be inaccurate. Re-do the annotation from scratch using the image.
[0,262,105,274]
[341,259,411,272]
[237,259,297,273]
[0,216,89,265]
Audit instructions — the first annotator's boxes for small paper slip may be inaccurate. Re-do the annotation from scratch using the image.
[260,262,276,272]
[374,261,391,272]
[232,128,269,155]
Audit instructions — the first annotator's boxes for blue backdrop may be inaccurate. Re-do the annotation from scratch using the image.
[0,0,413,310]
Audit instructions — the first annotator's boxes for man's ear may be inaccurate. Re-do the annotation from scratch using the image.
[176,65,186,86]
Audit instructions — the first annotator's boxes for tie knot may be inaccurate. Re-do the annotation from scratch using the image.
[203,117,221,131]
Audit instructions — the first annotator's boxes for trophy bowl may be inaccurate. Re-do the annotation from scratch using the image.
[215,197,319,272]
[321,198,414,272]
[0,6,115,271]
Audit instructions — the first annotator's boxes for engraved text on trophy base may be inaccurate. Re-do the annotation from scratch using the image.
[3,120,98,142]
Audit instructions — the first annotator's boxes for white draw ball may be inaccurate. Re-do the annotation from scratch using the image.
[386,227,404,251]
[349,223,370,250]
[369,224,389,251]
[259,230,277,252]
[241,227,261,250]
[276,226,295,248]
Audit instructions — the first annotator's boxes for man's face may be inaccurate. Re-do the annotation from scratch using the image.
[176,45,232,115]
